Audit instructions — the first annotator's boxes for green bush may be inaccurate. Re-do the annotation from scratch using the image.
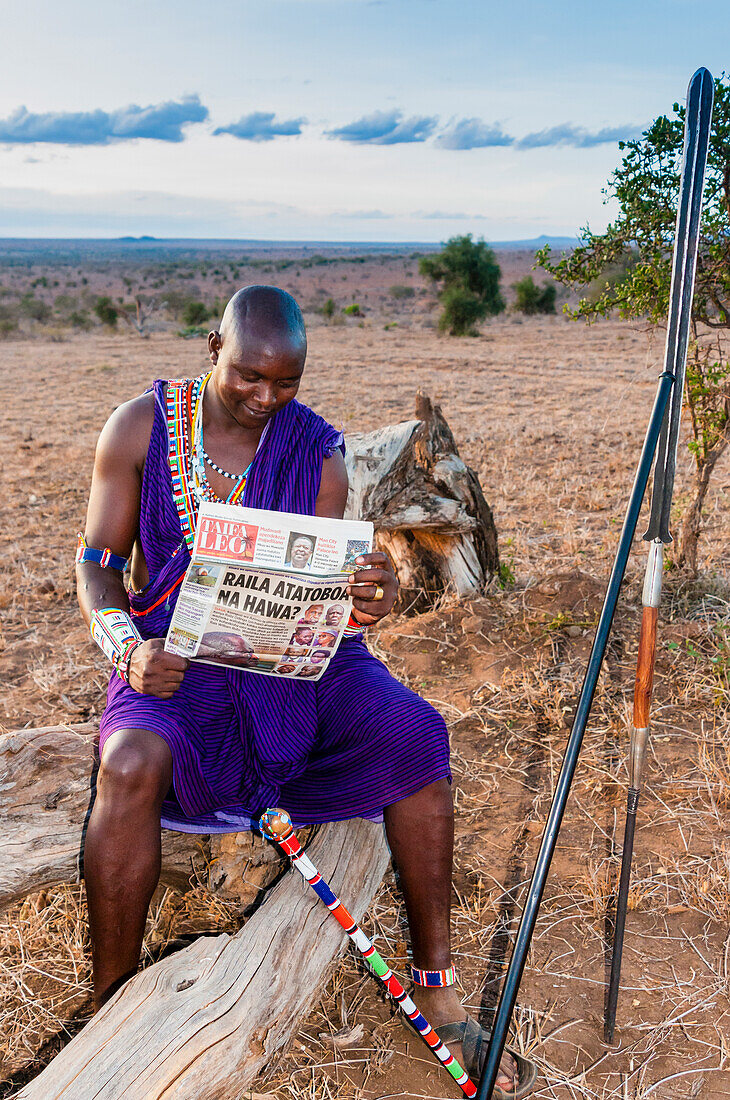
[342,303,363,317]
[181,301,210,327]
[177,324,210,339]
[94,296,118,327]
[321,298,336,318]
[512,275,557,315]
[389,284,415,299]
[585,251,639,306]
[20,295,51,322]
[437,287,486,336]
[420,235,504,335]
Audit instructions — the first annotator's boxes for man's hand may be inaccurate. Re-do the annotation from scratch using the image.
[128,639,190,698]
[346,552,398,626]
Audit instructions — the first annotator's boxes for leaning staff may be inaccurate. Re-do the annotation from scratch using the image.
[604,66,714,1046]
[477,66,714,1099]
[259,808,478,1099]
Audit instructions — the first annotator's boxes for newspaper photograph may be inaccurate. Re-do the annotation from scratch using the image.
[164,501,374,680]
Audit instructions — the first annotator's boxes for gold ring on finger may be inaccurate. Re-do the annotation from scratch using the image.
[374,585,385,601]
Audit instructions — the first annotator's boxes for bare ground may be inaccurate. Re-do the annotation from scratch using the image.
[0,256,729,1099]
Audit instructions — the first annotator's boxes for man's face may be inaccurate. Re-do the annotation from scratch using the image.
[325,604,344,627]
[210,330,305,430]
[302,603,324,622]
[294,626,314,645]
[291,537,314,568]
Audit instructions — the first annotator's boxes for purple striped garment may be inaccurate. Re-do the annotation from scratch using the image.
[99,379,451,833]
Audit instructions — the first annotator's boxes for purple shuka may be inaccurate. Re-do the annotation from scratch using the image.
[99,378,451,833]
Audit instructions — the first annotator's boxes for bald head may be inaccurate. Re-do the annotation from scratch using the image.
[219,285,306,359]
[208,285,307,428]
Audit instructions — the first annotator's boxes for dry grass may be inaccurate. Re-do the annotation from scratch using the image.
[0,257,729,1096]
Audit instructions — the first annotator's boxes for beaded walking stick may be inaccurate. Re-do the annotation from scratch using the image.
[259,808,477,1098]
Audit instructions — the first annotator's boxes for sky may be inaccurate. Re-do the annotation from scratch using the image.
[0,0,725,241]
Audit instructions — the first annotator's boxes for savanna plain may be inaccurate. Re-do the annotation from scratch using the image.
[0,243,729,1099]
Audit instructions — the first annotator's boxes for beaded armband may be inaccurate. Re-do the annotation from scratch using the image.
[342,612,368,637]
[411,965,456,988]
[90,608,143,684]
[76,533,128,572]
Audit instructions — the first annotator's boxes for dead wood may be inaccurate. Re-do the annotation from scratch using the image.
[0,724,289,915]
[344,392,499,610]
[15,817,389,1100]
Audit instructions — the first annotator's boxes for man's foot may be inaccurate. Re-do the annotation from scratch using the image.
[411,985,518,1093]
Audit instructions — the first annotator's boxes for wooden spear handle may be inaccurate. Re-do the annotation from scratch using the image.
[633,605,658,729]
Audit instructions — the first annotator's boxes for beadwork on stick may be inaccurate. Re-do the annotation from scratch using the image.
[259,808,477,1099]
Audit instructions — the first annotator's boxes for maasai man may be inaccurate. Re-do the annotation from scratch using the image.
[75,285,531,1094]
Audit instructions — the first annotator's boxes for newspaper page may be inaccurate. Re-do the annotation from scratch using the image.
[164,502,374,681]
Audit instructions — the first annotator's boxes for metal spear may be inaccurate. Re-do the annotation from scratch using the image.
[604,65,714,1046]
[477,66,714,1098]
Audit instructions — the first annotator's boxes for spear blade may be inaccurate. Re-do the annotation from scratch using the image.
[605,67,713,1048]
[644,66,714,543]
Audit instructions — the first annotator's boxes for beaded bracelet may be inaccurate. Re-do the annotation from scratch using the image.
[76,532,128,572]
[90,608,143,684]
[411,965,456,988]
[342,611,368,637]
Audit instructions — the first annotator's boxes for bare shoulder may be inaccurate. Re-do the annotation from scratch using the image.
[316,448,349,519]
[95,390,156,473]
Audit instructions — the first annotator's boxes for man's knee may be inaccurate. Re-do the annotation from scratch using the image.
[98,729,173,806]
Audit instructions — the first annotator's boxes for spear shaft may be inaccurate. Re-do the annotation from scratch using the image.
[259,808,478,1099]
[604,66,714,1046]
[476,367,674,1100]
[479,66,714,1100]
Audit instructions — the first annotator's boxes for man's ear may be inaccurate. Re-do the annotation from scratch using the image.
[208,330,222,364]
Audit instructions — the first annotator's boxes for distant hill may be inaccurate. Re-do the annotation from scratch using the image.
[489,235,579,251]
[0,235,579,265]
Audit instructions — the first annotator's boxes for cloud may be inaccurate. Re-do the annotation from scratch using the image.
[213,111,306,141]
[517,123,642,149]
[0,96,208,146]
[328,109,437,145]
[436,118,514,150]
[335,208,393,219]
[418,210,482,220]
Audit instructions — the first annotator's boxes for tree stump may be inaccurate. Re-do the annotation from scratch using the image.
[344,392,499,611]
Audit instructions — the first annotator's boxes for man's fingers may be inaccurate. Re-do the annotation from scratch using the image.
[158,654,190,672]
[354,552,389,567]
[347,567,390,587]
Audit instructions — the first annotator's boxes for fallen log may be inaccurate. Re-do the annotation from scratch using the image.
[344,392,499,610]
[0,724,290,915]
[16,817,389,1100]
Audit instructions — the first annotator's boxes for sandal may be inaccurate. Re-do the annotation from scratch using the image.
[434,1016,538,1099]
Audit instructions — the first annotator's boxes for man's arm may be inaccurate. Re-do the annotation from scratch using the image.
[77,393,189,698]
[315,449,398,626]
[77,393,152,623]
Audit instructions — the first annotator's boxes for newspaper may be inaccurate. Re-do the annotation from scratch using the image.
[164,501,374,681]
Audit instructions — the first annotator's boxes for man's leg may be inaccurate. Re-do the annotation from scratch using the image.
[384,778,517,1091]
[83,728,173,1012]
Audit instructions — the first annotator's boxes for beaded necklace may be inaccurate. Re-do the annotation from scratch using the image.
[202,448,244,480]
